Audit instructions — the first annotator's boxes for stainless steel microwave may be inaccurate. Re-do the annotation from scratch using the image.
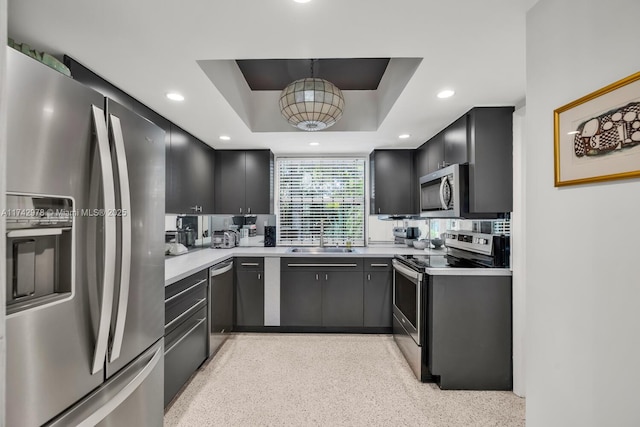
[419,164,468,218]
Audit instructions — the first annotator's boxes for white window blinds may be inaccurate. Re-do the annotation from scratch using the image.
[277,158,366,246]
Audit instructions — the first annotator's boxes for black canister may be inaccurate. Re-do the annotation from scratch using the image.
[264,226,276,247]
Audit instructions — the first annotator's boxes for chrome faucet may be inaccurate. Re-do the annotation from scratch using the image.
[319,219,325,247]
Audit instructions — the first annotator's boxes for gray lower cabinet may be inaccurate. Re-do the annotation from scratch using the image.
[235,257,264,327]
[280,271,322,326]
[427,274,512,390]
[281,258,364,328]
[322,272,363,327]
[364,258,392,328]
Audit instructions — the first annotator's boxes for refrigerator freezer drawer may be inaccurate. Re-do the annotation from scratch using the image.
[164,307,208,407]
[46,339,164,427]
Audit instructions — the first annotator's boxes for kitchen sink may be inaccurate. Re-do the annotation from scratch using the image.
[286,247,361,254]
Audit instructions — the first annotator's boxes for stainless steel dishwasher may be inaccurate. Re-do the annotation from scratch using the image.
[209,259,234,356]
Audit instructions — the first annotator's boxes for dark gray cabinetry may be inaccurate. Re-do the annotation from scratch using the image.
[168,124,216,214]
[427,274,512,390]
[322,272,363,327]
[164,270,208,407]
[466,107,514,214]
[214,150,274,215]
[443,115,468,168]
[363,259,392,328]
[369,150,415,215]
[235,257,264,327]
[417,116,467,176]
[280,271,322,326]
[415,106,514,215]
[424,133,444,175]
[281,258,364,327]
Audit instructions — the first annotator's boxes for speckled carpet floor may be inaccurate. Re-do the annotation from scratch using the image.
[164,334,525,427]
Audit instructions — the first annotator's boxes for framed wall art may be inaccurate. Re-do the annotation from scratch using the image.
[554,71,640,186]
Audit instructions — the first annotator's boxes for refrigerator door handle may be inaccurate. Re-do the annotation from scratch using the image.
[108,114,132,363]
[91,106,118,375]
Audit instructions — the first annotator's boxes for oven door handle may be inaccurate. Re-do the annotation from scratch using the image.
[392,259,422,282]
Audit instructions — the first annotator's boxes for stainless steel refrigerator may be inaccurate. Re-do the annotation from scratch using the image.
[5,47,165,426]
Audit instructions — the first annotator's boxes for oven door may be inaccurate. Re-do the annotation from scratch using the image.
[392,259,422,346]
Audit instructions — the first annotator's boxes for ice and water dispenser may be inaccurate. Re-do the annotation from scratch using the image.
[5,194,74,314]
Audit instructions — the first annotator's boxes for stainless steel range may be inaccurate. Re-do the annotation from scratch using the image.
[392,230,510,382]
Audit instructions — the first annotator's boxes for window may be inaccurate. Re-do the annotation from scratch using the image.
[277,158,366,246]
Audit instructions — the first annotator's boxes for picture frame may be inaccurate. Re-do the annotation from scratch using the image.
[554,71,640,187]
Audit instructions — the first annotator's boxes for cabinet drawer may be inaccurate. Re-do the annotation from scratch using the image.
[235,257,264,271]
[281,257,364,272]
[364,258,392,271]
[165,276,207,334]
[164,307,208,407]
[165,269,208,300]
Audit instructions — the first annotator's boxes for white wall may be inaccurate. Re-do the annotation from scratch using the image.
[512,106,526,397]
[526,1,640,426]
[0,0,7,423]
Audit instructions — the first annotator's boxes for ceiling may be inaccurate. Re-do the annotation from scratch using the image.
[237,58,390,91]
[7,0,527,155]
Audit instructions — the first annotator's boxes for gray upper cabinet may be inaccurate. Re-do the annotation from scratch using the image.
[214,150,274,215]
[167,125,216,214]
[369,150,415,215]
[415,106,514,215]
[443,115,468,168]
[466,107,514,214]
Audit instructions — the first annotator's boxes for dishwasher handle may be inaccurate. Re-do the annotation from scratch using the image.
[210,261,233,277]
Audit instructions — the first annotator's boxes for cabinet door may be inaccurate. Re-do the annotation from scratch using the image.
[168,125,191,213]
[280,271,322,326]
[235,271,264,327]
[443,114,468,167]
[364,271,392,327]
[322,272,363,327]
[425,133,444,174]
[188,138,216,214]
[214,150,246,214]
[244,150,273,214]
[371,150,414,215]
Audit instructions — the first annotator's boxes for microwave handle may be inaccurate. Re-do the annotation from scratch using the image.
[439,177,448,209]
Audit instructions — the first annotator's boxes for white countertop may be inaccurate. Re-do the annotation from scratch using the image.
[165,245,512,286]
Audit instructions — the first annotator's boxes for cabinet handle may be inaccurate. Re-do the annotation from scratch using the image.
[370,263,389,267]
[165,279,207,304]
[190,205,202,212]
[257,273,261,280]
[247,207,251,214]
[325,274,328,281]
[239,208,243,214]
[287,264,358,268]
[367,274,371,281]
[377,208,380,214]
[316,274,319,281]
[241,262,260,267]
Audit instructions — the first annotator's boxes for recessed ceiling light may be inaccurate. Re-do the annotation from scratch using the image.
[166,92,185,102]
[398,134,411,139]
[437,89,455,99]
[309,142,320,146]
[219,135,231,141]
[294,0,312,3]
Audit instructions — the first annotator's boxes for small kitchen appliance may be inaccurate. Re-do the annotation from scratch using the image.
[211,230,238,249]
